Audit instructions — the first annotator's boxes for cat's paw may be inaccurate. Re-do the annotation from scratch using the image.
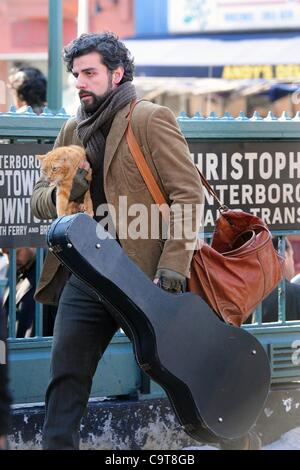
[79,203,94,217]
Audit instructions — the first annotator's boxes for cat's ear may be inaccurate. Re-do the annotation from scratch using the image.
[36,154,45,161]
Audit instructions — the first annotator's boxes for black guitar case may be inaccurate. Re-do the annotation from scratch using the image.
[47,213,271,444]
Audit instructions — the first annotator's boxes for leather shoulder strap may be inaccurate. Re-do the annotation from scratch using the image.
[126,100,225,218]
[126,100,170,221]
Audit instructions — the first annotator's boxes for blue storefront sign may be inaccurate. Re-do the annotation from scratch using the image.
[168,0,300,33]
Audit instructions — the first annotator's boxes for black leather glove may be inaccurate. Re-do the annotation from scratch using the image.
[155,268,186,293]
[69,168,90,202]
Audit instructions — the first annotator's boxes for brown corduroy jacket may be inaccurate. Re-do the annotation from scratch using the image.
[30,100,204,305]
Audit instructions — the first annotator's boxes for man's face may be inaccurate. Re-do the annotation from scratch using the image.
[72,51,123,113]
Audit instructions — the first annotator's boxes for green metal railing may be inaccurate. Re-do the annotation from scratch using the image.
[1,106,300,404]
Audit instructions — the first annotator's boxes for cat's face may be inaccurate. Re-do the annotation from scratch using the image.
[37,148,73,185]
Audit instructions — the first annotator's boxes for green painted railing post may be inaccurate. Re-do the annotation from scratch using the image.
[47,0,63,113]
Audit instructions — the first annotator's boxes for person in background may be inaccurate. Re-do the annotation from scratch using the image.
[0,303,11,450]
[3,248,36,338]
[2,248,56,338]
[8,64,47,115]
[262,237,300,322]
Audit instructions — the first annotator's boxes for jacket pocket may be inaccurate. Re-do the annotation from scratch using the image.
[120,151,148,193]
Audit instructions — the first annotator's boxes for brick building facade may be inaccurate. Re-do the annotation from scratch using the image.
[0,0,134,112]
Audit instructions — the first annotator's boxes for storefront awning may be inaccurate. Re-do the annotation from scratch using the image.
[124,32,300,79]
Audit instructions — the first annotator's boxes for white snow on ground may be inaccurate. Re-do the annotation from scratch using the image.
[183,426,300,450]
[263,426,300,450]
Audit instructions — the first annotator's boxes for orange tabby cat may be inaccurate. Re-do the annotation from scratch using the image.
[37,145,94,217]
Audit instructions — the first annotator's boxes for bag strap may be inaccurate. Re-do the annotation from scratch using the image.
[125,100,226,220]
[126,100,169,221]
[196,170,224,208]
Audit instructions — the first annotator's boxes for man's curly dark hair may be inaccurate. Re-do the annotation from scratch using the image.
[63,32,135,83]
[8,65,47,111]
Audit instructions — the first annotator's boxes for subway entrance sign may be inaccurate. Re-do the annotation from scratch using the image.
[0,143,52,248]
[189,140,300,232]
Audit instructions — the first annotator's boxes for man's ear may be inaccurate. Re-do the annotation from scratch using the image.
[112,66,124,86]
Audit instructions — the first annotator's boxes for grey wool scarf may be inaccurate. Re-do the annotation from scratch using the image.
[76,81,137,172]
[75,81,137,214]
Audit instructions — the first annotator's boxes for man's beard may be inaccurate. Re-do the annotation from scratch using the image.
[79,77,114,113]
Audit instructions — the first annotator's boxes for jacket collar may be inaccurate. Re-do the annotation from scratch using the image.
[103,101,131,181]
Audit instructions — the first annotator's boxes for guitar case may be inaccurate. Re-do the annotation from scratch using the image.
[47,213,271,444]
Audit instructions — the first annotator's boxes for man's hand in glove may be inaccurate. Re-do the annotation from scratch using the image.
[153,268,186,293]
[69,161,91,202]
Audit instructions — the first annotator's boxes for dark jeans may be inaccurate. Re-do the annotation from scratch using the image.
[42,275,118,450]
